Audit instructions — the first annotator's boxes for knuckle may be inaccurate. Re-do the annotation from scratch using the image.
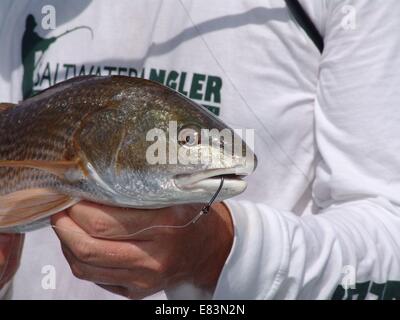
[70,263,85,280]
[133,280,156,292]
[153,255,170,276]
[66,205,80,217]
[127,288,147,300]
[73,240,95,262]
[88,217,110,236]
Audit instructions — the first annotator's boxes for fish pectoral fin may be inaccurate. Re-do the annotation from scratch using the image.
[0,188,78,229]
[0,103,16,112]
[0,160,85,182]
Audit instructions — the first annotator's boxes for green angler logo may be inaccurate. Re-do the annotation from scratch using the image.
[21,14,222,116]
[21,14,93,99]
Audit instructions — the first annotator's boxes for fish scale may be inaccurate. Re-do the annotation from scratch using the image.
[0,80,109,195]
[0,75,255,232]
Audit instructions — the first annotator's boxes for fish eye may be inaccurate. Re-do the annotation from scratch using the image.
[178,127,200,147]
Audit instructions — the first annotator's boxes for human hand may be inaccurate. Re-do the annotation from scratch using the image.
[0,234,24,290]
[51,201,233,299]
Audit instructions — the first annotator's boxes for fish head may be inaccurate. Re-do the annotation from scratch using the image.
[78,77,257,207]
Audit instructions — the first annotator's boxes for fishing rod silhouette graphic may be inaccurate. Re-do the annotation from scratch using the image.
[34,26,94,69]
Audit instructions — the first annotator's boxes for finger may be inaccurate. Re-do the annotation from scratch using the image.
[61,245,133,285]
[0,234,24,268]
[96,283,157,300]
[62,245,164,293]
[96,283,130,298]
[67,201,162,239]
[1,234,24,281]
[66,201,201,239]
[0,234,13,268]
[51,212,157,269]
[0,234,24,286]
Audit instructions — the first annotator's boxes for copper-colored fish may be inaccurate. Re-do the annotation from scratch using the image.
[0,76,256,232]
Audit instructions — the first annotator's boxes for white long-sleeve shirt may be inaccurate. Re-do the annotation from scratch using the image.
[1,0,400,299]
[211,0,400,300]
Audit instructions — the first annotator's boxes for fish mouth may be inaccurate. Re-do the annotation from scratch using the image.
[174,167,250,193]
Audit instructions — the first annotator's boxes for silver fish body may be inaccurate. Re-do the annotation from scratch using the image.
[0,76,256,231]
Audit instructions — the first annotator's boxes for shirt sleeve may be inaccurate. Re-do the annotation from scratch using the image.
[213,0,400,300]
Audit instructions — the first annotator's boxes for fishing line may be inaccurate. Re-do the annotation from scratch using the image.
[0,177,223,237]
[47,176,225,240]
[176,0,311,182]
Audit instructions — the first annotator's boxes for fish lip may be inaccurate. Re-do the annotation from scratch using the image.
[174,167,250,190]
